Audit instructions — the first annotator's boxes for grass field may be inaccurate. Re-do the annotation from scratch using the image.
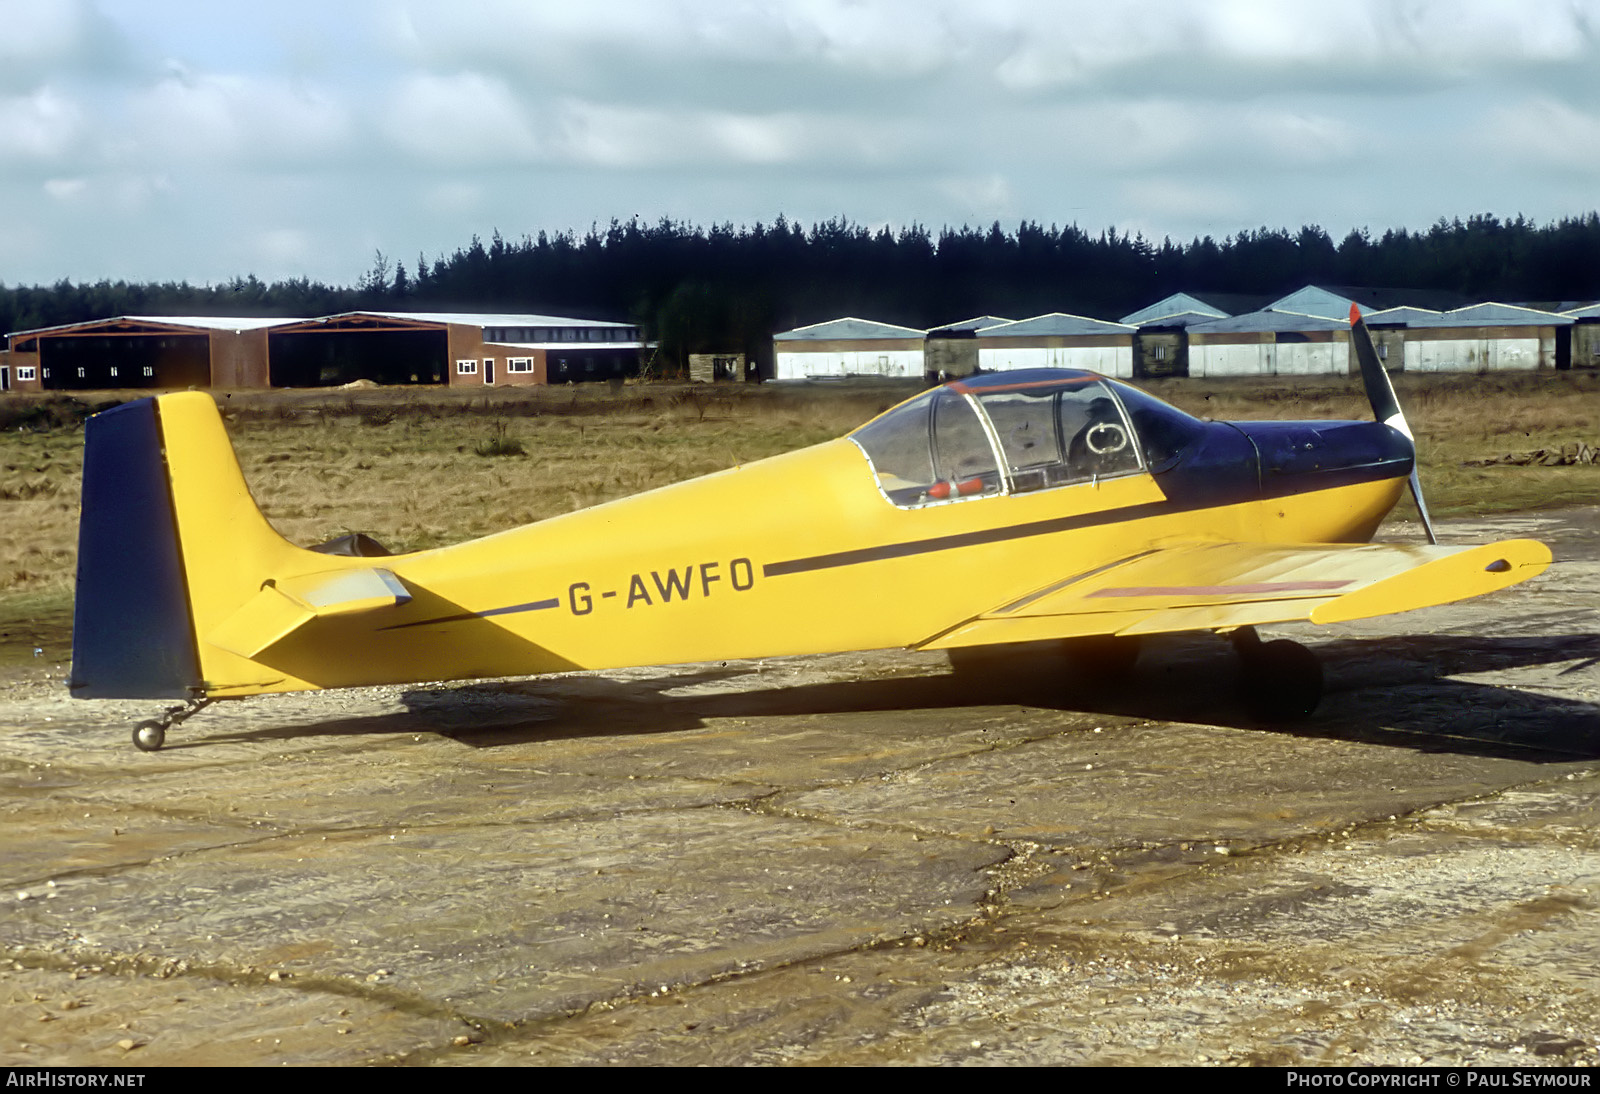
[1,370,1596,663]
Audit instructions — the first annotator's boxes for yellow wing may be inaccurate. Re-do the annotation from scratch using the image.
[918,538,1552,650]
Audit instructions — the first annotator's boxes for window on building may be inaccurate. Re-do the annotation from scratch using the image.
[17,366,36,381]
[507,358,533,373]
[77,367,85,378]
[1378,344,1388,360]
[456,359,478,375]
[1154,344,1166,360]
[143,366,153,377]
[109,366,118,377]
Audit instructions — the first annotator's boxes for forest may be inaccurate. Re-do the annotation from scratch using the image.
[4,212,1599,371]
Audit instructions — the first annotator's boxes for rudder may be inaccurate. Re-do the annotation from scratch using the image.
[71,393,306,699]
[70,399,203,699]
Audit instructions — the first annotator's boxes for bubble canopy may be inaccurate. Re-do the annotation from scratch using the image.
[848,369,1206,508]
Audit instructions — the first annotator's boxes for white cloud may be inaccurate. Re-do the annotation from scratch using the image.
[387,0,962,75]
[421,181,486,215]
[548,99,914,168]
[991,0,1600,90]
[0,87,85,161]
[775,0,961,75]
[1476,96,1600,171]
[1121,177,1247,222]
[1239,107,1362,164]
[42,177,88,201]
[0,0,91,62]
[936,172,1015,217]
[126,71,351,166]
[6,1,1600,284]
[253,227,314,266]
[383,71,539,161]
[1390,0,1594,65]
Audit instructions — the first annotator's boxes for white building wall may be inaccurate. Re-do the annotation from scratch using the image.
[977,344,1132,378]
[1191,341,1347,377]
[1191,342,1272,377]
[1405,336,1541,373]
[774,349,923,380]
[1274,342,1348,376]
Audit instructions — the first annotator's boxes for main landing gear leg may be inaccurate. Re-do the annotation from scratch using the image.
[1231,627,1323,721]
[132,697,213,753]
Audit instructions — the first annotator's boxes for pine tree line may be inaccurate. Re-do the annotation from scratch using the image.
[5,213,1599,369]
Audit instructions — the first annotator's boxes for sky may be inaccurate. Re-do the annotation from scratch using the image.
[4,0,1600,287]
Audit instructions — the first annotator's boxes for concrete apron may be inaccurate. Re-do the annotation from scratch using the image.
[1,508,1597,1066]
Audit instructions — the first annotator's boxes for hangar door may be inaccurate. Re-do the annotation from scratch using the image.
[268,327,448,387]
[41,333,210,390]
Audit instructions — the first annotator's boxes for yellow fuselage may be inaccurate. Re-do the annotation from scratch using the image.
[170,412,1402,697]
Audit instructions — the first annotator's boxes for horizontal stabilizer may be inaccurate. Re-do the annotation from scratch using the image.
[207,568,411,659]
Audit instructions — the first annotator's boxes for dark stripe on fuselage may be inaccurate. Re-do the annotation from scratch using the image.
[763,460,1406,579]
[380,597,560,631]
[763,499,1177,577]
[382,425,1409,625]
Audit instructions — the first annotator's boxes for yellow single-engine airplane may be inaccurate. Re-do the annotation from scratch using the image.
[72,308,1551,751]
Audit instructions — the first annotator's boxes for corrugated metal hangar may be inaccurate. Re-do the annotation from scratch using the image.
[0,310,649,393]
[1,316,287,393]
[771,317,926,380]
[766,284,1594,385]
[975,313,1136,377]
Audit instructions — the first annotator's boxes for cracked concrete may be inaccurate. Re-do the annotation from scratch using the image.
[1,508,1599,1065]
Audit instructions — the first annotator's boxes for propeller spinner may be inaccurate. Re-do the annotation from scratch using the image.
[1348,303,1437,544]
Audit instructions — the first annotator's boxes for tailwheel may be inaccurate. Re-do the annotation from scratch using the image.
[128,697,213,753]
[1233,629,1322,721]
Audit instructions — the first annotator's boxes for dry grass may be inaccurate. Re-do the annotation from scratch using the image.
[214,382,887,557]
[1,372,1596,614]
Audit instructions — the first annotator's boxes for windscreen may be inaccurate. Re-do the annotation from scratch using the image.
[851,374,1172,506]
[1104,380,1208,472]
[850,388,1001,506]
[974,379,1141,493]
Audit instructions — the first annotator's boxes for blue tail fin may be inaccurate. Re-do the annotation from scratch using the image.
[69,399,203,699]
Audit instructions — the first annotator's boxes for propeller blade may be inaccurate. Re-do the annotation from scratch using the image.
[1349,304,1404,435]
[1349,304,1437,544]
[1406,468,1438,546]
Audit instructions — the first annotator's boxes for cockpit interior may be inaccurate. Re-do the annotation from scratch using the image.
[849,370,1203,508]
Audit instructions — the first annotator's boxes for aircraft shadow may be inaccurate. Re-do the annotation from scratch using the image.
[200,633,1600,763]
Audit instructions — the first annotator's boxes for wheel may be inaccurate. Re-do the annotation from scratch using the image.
[1239,639,1323,721]
[132,720,166,752]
